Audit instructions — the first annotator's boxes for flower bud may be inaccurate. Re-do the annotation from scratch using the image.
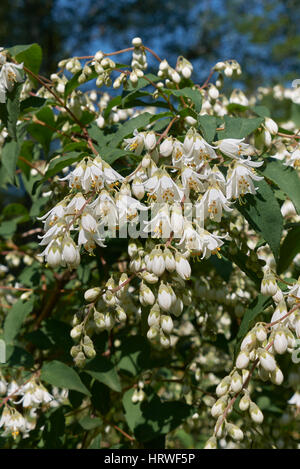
[236,350,250,369]
[211,396,227,418]
[259,350,276,372]
[204,436,217,449]
[239,393,250,411]
[216,376,231,397]
[241,332,256,351]
[160,332,171,348]
[70,324,83,340]
[265,117,278,135]
[255,325,267,343]
[230,371,243,393]
[226,423,244,441]
[84,287,101,303]
[250,402,264,423]
[144,131,156,151]
[160,314,174,334]
[175,253,191,280]
[160,137,173,157]
[270,366,284,385]
[139,282,155,306]
[147,326,159,340]
[158,282,172,311]
[274,330,288,355]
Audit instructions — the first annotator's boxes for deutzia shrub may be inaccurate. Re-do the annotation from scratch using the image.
[0,37,300,449]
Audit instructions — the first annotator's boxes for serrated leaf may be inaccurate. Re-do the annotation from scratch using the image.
[41,361,91,396]
[237,179,283,261]
[197,115,218,143]
[259,158,300,215]
[3,296,35,344]
[170,87,202,113]
[0,82,23,140]
[85,356,121,392]
[64,70,98,99]
[8,43,42,85]
[123,389,192,442]
[1,139,21,181]
[217,116,263,140]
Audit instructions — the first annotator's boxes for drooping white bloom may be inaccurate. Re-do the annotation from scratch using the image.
[284,149,300,169]
[181,166,206,195]
[124,129,145,155]
[177,223,225,258]
[183,133,217,168]
[170,204,184,238]
[144,131,156,151]
[160,314,174,334]
[61,236,80,267]
[38,201,67,230]
[236,351,250,369]
[148,248,166,276]
[0,408,26,438]
[143,204,172,239]
[145,170,184,203]
[0,61,23,94]
[196,185,232,223]
[226,159,264,199]
[116,185,148,224]
[264,117,278,135]
[217,138,250,159]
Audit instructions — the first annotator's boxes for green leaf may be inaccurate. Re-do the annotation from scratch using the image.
[217,116,263,140]
[45,151,83,179]
[1,140,21,181]
[117,336,151,375]
[0,82,23,140]
[235,294,272,356]
[108,112,155,148]
[88,434,101,449]
[278,224,300,274]
[259,158,300,215]
[64,70,98,99]
[27,106,56,154]
[20,96,47,113]
[197,115,218,143]
[79,415,102,430]
[237,179,283,261]
[85,356,121,392]
[41,360,91,396]
[170,87,202,113]
[3,296,35,344]
[8,43,42,84]
[123,389,192,442]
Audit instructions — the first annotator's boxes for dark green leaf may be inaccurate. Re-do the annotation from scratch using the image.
[4,296,35,344]
[85,356,121,392]
[41,360,91,396]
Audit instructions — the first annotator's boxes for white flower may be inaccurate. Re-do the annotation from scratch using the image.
[181,167,206,195]
[143,204,172,239]
[124,129,145,155]
[226,159,263,199]
[0,408,26,438]
[170,204,184,238]
[0,62,23,93]
[183,133,217,167]
[284,149,300,169]
[218,138,250,158]
[116,188,148,224]
[178,223,225,258]
[196,186,232,223]
[132,177,145,200]
[37,201,67,229]
[145,170,184,203]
